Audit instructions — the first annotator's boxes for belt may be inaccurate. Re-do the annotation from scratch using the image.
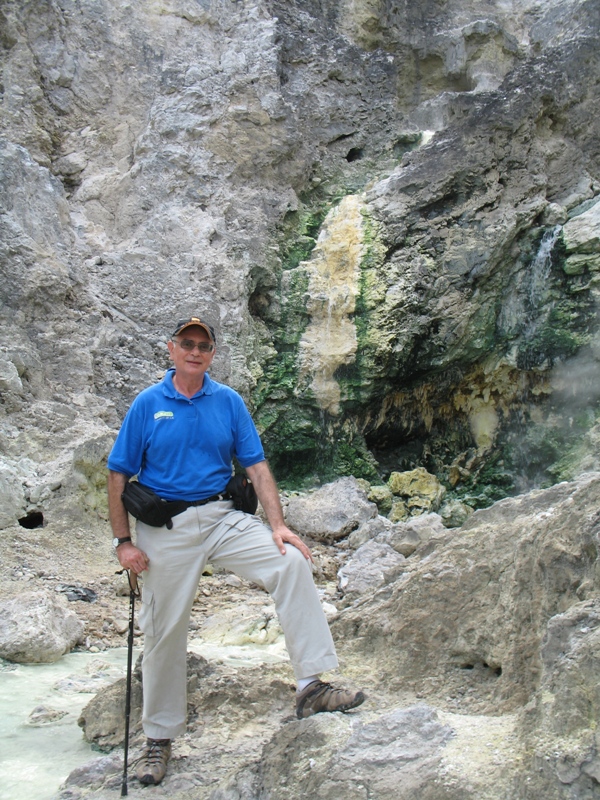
[186,492,231,507]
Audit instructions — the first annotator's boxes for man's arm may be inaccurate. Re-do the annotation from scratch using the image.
[245,460,312,562]
[107,470,149,574]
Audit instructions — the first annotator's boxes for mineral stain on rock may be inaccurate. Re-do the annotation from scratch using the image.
[297,195,365,416]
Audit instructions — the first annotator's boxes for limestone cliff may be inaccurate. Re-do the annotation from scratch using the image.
[1,0,600,523]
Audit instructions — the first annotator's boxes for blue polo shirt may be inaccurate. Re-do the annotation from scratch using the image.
[107,370,265,501]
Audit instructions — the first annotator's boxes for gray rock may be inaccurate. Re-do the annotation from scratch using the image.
[284,477,378,543]
[77,653,210,749]
[347,514,392,550]
[78,674,143,751]
[0,357,24,412]
[536,598,600,738]
[63,754,121,790]
[514,598,600,797]
[563,198,600,254]
[28,704,68,725]
[338,539,406,598]
[335,473,600,715]
[383,512,447,557]
[0,462,26,529]
[0,591,84,663]
[253,705,458,800]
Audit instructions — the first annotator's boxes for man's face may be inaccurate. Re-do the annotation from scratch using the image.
[167,325,215,380]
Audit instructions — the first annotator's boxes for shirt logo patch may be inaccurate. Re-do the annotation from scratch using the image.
[154,411,174,420]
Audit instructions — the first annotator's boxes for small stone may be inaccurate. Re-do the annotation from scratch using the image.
[29,705,68,725]
[113,618,129,634]
[368,484,394,514]
[388,499,409,523]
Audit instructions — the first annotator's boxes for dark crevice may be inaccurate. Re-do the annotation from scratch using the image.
[18,511,45,529]
[346,147,364,162]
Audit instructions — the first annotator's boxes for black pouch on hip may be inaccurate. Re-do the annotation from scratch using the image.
[225,474,258,515]
[121,481,188,529]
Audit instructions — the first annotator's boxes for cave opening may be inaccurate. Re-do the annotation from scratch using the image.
[346,147,364,162]
[18,511,45,529]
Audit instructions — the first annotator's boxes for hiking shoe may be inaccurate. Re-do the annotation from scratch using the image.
[136,738,171,785]
[296,680,366,719]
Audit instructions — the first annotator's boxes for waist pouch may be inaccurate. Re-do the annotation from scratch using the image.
[122,476,257,529]
[225,474,258,515]
[121,482,190,530]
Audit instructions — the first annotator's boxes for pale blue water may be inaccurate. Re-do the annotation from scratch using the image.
[0,641,288,800]
[0,648,134,800]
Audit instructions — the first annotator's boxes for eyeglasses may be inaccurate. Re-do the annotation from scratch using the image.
[175,339,215,353]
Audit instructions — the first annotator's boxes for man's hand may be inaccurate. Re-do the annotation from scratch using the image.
[108,469,150,574]
[116,540,150,574]
[246,461,313,562]
[271,524,313,562]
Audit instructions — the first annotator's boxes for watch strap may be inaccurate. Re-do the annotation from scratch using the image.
[114,536,132,548]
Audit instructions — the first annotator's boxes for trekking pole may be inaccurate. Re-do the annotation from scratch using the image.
[120,569,139,797]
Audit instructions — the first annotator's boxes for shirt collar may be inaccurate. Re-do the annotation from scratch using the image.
[163,369,214,399]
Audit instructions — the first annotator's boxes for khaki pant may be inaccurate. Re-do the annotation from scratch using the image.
[136,500,339,739]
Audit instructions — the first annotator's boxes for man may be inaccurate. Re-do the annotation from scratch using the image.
[108,316,365,786]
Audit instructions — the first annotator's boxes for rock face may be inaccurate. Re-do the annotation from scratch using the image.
[335,472,600,716]
[516,598,600,797]
[0,0,599,535]
[0,590,84,663]
[252,0,600,494]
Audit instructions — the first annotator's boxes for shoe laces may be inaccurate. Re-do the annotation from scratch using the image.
[136,739,170,767]
[302,680,338,699]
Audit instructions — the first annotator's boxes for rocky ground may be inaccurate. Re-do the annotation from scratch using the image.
[4,474,599,799]
[0,512,343,654]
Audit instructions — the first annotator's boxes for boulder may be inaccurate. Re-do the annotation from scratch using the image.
[78,674,143,751]
[384,513,447,557]
[249,705,458,800]
[338,539,406,599]
[284,477,378,542]
[387,468,447,514]
[334,473,600,713]
[77,653,213,749]
[439,499,475,528]
[366,483,394,514]
[0,591,84,663]
[388,498,409,522]
[347,514,393,550]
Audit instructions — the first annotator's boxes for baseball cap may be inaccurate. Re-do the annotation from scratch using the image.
[171,317,216,343]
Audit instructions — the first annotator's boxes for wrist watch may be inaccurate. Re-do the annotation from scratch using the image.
[113,536,132,548]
